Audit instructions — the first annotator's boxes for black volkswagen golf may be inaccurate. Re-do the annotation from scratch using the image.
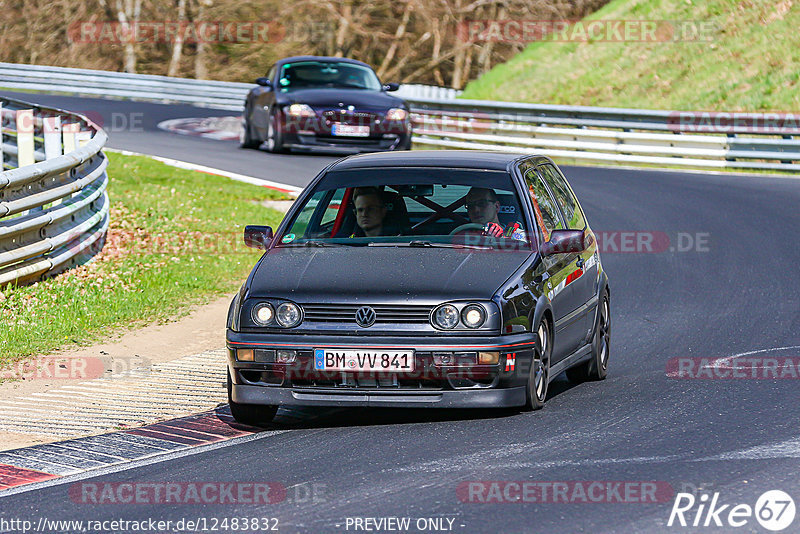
[227,151,610,425]
[240,56,411,153]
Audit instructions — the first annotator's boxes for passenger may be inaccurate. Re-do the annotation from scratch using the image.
[464,187,525,240]
[352,187,388,237]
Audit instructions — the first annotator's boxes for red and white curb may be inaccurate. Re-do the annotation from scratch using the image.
[157,116,241,142]
[0,409,262,492]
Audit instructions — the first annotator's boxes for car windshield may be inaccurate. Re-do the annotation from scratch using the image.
[278,61,382,91]
[278,168,533,250]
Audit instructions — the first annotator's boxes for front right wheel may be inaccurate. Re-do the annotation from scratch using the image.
[227,370,278,426]
[524,320,551,411]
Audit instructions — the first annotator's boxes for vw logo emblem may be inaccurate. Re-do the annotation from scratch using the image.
[355,306,376,327]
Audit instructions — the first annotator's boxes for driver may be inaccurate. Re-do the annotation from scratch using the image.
[352,187,388,237]
[464,187,525,240]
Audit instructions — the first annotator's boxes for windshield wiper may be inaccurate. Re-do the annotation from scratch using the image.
[367,240,491,250]
[283,240,349,247]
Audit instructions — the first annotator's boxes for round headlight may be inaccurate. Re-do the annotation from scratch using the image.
[276,302,302,328]
[252,303,274,326]
[433,304,459,329]
[461,304,486,328]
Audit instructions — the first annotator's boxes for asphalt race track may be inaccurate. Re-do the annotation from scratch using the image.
[2,91,800,533]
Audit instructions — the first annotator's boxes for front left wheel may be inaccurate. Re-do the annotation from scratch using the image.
[566,290,610,382]
[227,370,278,426]
[265,113,287,154]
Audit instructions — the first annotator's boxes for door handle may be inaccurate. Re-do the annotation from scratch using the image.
[576,257,585,269]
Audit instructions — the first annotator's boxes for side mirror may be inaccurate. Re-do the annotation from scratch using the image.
[244,225,273,249]
[540,229,585,256]
[383,82,400,92]
[255,77,272,87]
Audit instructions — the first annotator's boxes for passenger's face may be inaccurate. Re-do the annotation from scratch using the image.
[354,194,387,233]
[465,194,500,225]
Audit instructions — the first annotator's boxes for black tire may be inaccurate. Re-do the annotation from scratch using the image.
[265,113,287,154]
[566,290,610,382]
[227,370,278,426]
[524,320,551,411]
[239,111,261,149]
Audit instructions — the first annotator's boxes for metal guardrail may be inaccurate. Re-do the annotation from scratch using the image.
[2,62,797,172]
[0,63,459,110]
[0,96,109,286]
[408,98,800,172]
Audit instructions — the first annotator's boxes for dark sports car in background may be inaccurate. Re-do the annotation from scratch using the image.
[226,151,610,425]
[240,56,412,154]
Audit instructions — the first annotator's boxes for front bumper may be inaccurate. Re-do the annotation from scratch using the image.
[283,132,410,153]
[232,383,526,408]
[226,331,535,409]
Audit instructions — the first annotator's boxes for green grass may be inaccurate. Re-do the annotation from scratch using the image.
[461,0,800,112]
[0,152,287,367]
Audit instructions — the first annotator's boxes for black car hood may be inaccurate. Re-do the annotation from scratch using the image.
[277,88,404,110]
[248,247,530,303]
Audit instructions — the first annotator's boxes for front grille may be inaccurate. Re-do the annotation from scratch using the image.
[301,304,432,324]
[322,110,381,124]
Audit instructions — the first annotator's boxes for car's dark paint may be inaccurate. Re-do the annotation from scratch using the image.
[226,151,609,421]
[241,56,411,154]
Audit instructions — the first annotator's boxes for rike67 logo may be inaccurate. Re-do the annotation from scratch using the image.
[668,490,796,531]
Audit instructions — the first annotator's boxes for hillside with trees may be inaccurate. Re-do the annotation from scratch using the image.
[0,0,607,87]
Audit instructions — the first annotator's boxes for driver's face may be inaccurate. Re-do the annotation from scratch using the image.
[465,194,500,225]
[355,194,387,233]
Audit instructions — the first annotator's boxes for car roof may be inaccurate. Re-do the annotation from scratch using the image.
[328,150,551,172]
[275,56,373,69]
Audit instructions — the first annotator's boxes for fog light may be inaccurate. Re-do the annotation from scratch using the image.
[276,349,297,363]
[237,349,254,362]
[478,351,500,364]
[455,352,478,365]
[433,352,454,366]
[254,349,275,363]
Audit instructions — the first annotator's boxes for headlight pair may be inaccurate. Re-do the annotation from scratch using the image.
[251,302,303,328]
[431,303,487,330]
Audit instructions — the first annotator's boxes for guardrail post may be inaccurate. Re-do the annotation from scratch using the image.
[62,123,79,153]
[15,109,35,167]
[76,131,92,147]
[43,116,62,160]
[0,102,3,170]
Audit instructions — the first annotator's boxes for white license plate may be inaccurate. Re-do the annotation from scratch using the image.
[331,123,370,137]
[314,349,414,371]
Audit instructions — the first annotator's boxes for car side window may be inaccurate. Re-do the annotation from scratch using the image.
[538,164,586,231]
[524,168,563,242]
[267,65,276,83]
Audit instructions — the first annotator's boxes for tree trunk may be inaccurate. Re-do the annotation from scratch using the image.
[167,0,187,77]
[115,0,141,73]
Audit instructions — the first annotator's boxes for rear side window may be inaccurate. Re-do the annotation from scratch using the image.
[524,168,563,242]
[538,164,586,230]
